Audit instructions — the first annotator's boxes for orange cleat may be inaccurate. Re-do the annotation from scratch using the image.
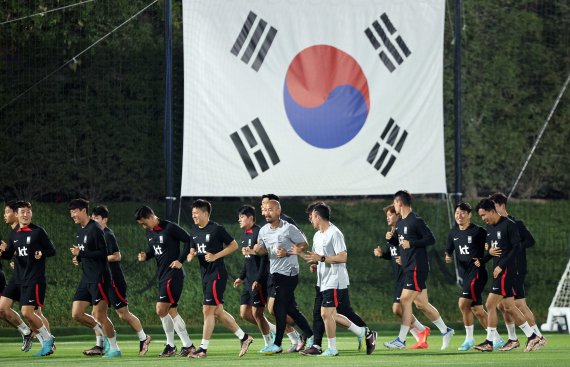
[409,341,429,349]
[417,326,431,344]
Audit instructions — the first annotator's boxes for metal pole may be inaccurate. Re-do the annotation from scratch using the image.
[454,0,462,205]
[164,0,175,220]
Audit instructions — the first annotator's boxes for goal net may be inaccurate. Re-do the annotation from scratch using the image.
[541,259,570,333]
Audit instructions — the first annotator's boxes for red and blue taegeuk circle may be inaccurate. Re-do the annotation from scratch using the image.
[283,45,370,149]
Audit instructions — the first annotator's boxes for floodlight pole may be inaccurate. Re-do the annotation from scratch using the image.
[454,0,462,205]
[164,0,175,220]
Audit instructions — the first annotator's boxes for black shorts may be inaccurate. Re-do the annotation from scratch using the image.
[110,279,129,309]
[2,278,20,302]
[403,267,428,292]
[269,273,298,302]
[158,275,183,307]
[240,281,268,307]
[393,276,405,303]
[460,268,488,306]
[513,273,526,300]
[73,277,111,305]
[0,270,6,295]
[21,283,46,308]
[202,272,227,306]
[321,288,350,309]
[490,266,514,298]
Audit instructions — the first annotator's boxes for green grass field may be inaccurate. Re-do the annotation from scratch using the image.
[0,331,568,366]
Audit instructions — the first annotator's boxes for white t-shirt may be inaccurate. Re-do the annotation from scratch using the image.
[312,223,350,291]
[258,220,307,276]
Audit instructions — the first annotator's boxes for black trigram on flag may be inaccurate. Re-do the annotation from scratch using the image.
[367,118,408,176]
[230,118,280,179]
[230,11,278,72]
[364,13,411,73]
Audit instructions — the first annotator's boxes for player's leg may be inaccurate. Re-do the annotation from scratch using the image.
[414,289,454,349]
[156,301,177,357]
[457,298,476,350]
[320,301,338,356]
[300,286,324,355]
[167,307,194,356]
[500,296,541,352]
[334,288,376,354]
[115,306,151,355]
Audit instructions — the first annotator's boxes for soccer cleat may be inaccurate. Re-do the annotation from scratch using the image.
[102,336,110,355]
[190,347,208,358]
[319,348,339,356]
[159,344,177,357]
[417,326,431,343]
[305,335,314,350]
[474,340,493,352]
[457,339,475,351]
[83,345,103,356]
[239,334,254,357]
[441,327,454,350]
[33,338,54,357]
[366,329,377,355]
[102,348,122,358]
[357,327,366,351]
[524,335,541,352]
[409,341,428,349]
[493,337,506,350]
[296,334,307,351]
[299,345,322,356]
[179,344,196,357]
[384,337,406,349]
[260,344,283,354]
[21,331,35,352]
[285,342,298,353]
[139,334,152,356]
[538,336,548,347]
[499,339,520,351]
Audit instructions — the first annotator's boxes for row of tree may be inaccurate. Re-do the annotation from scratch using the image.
[1,1,568,201]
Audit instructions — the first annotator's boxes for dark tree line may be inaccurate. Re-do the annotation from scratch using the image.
[1,0,568,202]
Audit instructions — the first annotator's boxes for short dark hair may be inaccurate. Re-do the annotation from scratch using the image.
[5,200,19,212]
[238,205,255,219]
[455,202,472,213]
[313,203,331,221]
[490,192,508,207]
[15,201,32,210]
[476,198,496,212]
[262,193,280,201]
[68,198,89,211]
[383,204,396,214]
[306,201,325,214]
[134,205,154,220]
[394,190,412,206]
[92,205,109,219]
[192,199,212,214]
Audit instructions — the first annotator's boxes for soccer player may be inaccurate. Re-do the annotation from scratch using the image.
[374,204,430,349]
[444,202,490,351]
[261,194,299,228]
[301,201,376,356]
[82,206,151,356]
[254,199,314,354]
[135,205,195,357]
[69,198,121,358]
[0,201,56,357]
[384,190,454,350]
[473,199,541,352]
[186,199,253,358]
[233,205,276,349]
[301,203,376,356]
[490,192,546,350]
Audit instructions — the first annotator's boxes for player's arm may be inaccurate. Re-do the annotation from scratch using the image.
[105,232,121,261]
[327,231,348,264]
[255,253,269,283]
[410,218,436,248]
[1,238,15,259]
[498,222,521,269]
[38,228,56,258]
[288,225,309,255]
[79,228,108,260]
[170,223,192,263]
[444,232,454,263]
[238,250,247,280]
[517,219,535,248]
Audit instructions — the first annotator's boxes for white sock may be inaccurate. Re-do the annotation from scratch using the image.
[137,330,147,341]
[347,322,363,336]
[432,317,448,334]
[36,333,44,346]
[493,332,502,342]
[518,322,534,338]
[200,339,209,350]
[287,331,300,344]
[17,322,31,336]
[410,328,420,341]
[398,325,409,342]
[37,326,51,341]
[93,323,104,336]
[531,324,543,337]
[413,317,426,331]
[263,333,272,346]
[486,327,496,341]
[96,335,104,347]
[465,325,474,340]
[234,328,245,340]
[172,314,193,347]
[160,316,175,347]
[108,336,119,350]
[268,321,276,334]
[328,337,337,350]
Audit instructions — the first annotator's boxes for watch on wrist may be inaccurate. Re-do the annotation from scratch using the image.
[320,256,326,262]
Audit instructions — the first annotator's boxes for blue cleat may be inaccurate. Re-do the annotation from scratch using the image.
[458,339,475,351]
[103,337,110,355]
[320,348,339,356]
[384,337,406,349]
[259,344,283,354]
[357,327,366,351]
[102,348,122,358]
[33,338,54,357]
[493,337,506,350]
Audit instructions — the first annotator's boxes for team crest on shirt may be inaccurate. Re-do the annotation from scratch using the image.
[159,235,164,244]
[467,236,472,244]
[26,236,31,245]
[404,226,408,234]
[497,231,501,239]
[206,234,210,243]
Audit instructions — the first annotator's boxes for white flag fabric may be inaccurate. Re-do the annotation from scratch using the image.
[181,0,447,196]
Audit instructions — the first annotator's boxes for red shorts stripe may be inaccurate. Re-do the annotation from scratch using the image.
[166,277,175,304]
[500,267,508,297]
[112,281,128,305]
[413,266,421,292]
[470,273,478,301]
[212,279,221,305]
[257,285,267,306]
[333,289,339,307]
[35,283,44,308]
[97,283,109,304]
